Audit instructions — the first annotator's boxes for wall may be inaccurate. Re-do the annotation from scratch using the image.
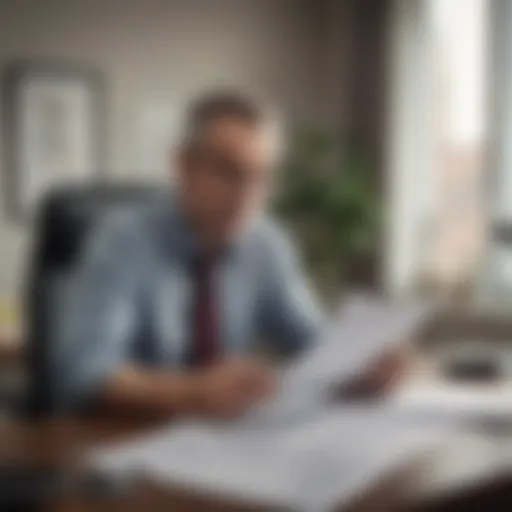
[0,0,346,301]
[340,0,391,287]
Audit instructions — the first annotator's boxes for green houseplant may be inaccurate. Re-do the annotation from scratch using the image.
[273,127,381,301]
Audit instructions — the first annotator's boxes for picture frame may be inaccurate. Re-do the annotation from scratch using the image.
[1,59,106,220]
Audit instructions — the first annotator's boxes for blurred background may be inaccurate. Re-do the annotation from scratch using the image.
[3,1,512,509]
[0,0,502,409]
[0,1,506,355]
[0,0,497,323]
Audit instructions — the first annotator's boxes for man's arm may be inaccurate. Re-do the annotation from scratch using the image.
[97,366,202,418]
[50,211,147,413]
[258,224,408,393]
[101,359,276,420]
[258,227,323,356]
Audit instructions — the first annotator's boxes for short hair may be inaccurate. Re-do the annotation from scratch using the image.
[182,90,264,149]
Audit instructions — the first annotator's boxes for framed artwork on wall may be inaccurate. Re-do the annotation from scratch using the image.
[1,59,106,220]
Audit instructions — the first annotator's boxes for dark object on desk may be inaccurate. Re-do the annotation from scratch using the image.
[0,466,67,511]
[444,356,503,383]
[413,474,512,511]
[0,465,132,511]
[24,184,169,418]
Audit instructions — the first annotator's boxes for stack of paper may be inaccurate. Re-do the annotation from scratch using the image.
[93,409,453,511]
[89,294,448,511]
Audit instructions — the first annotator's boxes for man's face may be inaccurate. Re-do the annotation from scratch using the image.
[178,117,274,246]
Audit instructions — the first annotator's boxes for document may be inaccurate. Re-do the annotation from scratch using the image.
[249,294,430,425]
[92,408,453,511]
[390,381,512,423]
[90,294,440,511]
[285,294,429,386]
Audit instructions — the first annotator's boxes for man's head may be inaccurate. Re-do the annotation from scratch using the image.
[176,91,278,250]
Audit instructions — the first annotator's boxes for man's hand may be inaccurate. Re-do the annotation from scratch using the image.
[100,359,275,421]
[338,346,410,399]
[191,359,276,419]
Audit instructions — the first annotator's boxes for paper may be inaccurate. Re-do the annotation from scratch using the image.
[286,294,429,385]
[93,409,452,511]
[89,295,439,511]
[249,294,430,425]
[390,381,512,422]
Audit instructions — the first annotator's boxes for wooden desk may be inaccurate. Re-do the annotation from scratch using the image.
[0,342,430,511]
[0,337,21,367]
[1,355,511,511]
[2,416,511,512]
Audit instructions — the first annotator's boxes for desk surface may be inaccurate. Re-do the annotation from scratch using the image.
[1,348,512,511]
[0,416,418,512]
[1,416,511,512]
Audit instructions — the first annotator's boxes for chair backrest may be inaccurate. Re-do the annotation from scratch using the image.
[24,183,168,417]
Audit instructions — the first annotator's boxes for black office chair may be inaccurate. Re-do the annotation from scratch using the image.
[24,183,168,417]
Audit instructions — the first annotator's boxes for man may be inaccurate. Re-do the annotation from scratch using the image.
[52,91,404,418]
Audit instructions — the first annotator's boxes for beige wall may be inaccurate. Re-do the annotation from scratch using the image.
[0,0,352,301]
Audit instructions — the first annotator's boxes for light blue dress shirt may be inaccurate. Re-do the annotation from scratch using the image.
[51,194,322,411]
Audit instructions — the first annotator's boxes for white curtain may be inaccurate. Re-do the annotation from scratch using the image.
[384,0,437,295]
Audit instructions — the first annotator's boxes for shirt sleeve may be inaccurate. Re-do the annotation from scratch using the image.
[258,228,324,357]
[49,211,142,412]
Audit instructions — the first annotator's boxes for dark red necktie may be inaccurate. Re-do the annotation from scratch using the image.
[190,256,219,367]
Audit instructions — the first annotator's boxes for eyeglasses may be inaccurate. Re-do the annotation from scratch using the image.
[191,148,267,188]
